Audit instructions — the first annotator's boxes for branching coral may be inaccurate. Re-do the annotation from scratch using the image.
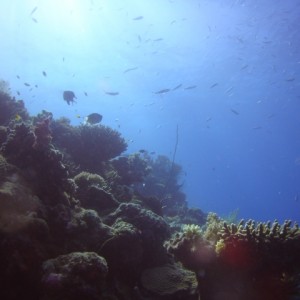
[207,219,300,299]
[165,223,215,271]
[216,219,300,271]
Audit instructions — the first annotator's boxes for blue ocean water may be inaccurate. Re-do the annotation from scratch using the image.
[1,0,299,223]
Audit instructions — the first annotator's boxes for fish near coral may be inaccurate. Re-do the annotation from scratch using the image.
[85,113,103,125]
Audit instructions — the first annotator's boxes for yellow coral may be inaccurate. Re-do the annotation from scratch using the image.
[215,239,226,256]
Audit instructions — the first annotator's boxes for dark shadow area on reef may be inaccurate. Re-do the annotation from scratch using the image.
[0,82,300,300]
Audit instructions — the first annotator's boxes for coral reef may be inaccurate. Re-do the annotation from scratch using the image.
[0,90,299,300]
[164,217,300,299]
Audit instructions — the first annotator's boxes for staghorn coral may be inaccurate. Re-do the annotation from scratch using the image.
[200,219,300,300]
[203,212,224,243]
[216,219,300,270]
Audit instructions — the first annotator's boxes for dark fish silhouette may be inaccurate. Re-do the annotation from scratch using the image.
[24,82,30,86]
[210,83,218,88]
[105,91,119,96]
[42,71,47,77]
[63,90,76,105]
[155,88,170,94]
[85,113,103,125]
[184,85,197,90]
[133,16,143,20]
[230,109,239,115]
[172,84,182,90]
[30,6,38,15]
[123,67,138,74]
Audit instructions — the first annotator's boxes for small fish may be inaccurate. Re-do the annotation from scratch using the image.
[153,38,163,42]
[105,91,119,96]
[30,6,38,15]
[63,90,77,105]
[150,151,156,155]
[139,149,146,153]
[84,91,88,96]
[16,75,20,79]
[241,64,248,70]
[206,117,212,122]
[210,83,218,88]
[184,85,197,90]
[24,82,30,86]
[15,114,22,121]
[32,18,38,23]
[230,109,239,115]
[285,78,295,82]
[76,115,81,119]
[123,67,138,74]
[42,71,47,77]
[17,91,20,95]
[132,16,143,20]
[155,88,170,94]
[225,86,234,94]
[85,113,103,125]
[35,84,38,88]
[172,84,182,90]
